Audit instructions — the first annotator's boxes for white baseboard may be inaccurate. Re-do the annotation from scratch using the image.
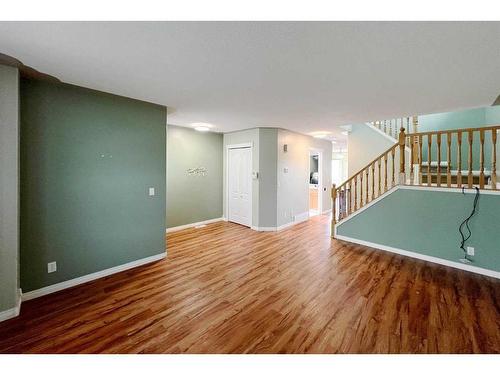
[166,217,223,233]
[251,226,277,232]
[0,289,22,323]
[335,234,500,280]
[22,253,166,302]
[322,209,332,214]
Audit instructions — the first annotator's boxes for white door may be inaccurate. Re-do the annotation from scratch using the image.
[228,147,252,227]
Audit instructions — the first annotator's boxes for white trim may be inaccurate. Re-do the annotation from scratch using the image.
[308,147,323,215]
[22,253,166,301]
[334,235,500,280]
[226,142,253,149]
[335,184,500,228]
[399,184,500,196]
[0,288,22,323]
[336,185,399,226]
[251,226,277,232]
[166,217,223,233]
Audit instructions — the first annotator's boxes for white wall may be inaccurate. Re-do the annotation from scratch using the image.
[348,123,396,178]
[277,129,333,227]
[0,65,20,315]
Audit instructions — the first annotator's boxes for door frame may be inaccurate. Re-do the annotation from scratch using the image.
[308,147,323,216]
[225,142,253,227]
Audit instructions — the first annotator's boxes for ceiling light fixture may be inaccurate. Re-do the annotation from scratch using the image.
[191,122,214,132]
[310,131,332,139]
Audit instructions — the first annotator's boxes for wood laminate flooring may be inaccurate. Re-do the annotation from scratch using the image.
[0,215,499,353]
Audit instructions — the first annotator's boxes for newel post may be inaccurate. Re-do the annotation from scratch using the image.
[399,127,406,185]
[331,184,337,238]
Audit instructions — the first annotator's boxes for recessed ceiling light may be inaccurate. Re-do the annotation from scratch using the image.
[341,131,348,136]
[194,126,210,132]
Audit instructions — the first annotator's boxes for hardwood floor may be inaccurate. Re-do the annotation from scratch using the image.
[1,215,499,353]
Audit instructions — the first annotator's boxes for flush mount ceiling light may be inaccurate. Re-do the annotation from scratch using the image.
[191,122,214,132]
[310,131,332,139]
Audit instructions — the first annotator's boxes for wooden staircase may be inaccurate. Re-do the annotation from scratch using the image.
[331,124,499,237]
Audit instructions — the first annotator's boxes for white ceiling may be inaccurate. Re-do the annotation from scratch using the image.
[1,22,499,143]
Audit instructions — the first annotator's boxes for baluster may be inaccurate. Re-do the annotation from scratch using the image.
[371,162,375,201]
[389,120,393,138]
[427,134,432,186]
[457,131,462,188]
[479,129,485,189]
[354,176,358,211]
[468,130,473,188]
[446,132,452,187]
[418,134,423,185]
[384,153,388,192]
[365,168,369,203]
[360,171,364,207]
[384,120,387,134]
[348,180,352,215]
[377,158,381,196]
[331,184,336,236]
[412,116,419,133]
[410,135,415,185]
[399,127,406,184]
[492,129,497,189]
[391,147,396,187]
[436,133,442,187]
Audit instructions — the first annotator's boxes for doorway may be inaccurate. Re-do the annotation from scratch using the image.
[227,146,252,227]
[308,149,322,217]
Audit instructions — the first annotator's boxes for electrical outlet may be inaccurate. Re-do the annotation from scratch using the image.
[148,187,155,196]
[47,261,57,273]
[466,246,475,256]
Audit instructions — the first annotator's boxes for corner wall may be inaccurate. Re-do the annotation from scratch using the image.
[0,65,20,314]
[277,129,332,227]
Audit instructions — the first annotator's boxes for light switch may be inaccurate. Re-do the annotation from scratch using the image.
[47,261,57,273]
[148,187,155,196]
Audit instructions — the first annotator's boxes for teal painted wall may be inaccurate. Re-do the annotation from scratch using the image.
[20,78,167,293]
[167,125,223,228]
[485,106,500,125]
[336,188,500,273]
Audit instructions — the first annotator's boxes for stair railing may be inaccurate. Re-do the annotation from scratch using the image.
[371,116,418,140]
[332,125,499,237]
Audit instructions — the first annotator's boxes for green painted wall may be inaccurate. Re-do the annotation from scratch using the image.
[20,78,167,293]
[167,125,223,228]
[337,188,500,273]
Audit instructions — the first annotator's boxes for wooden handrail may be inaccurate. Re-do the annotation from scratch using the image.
[336,143,398,191]
[406,124,500,137]
[331,124,500,236]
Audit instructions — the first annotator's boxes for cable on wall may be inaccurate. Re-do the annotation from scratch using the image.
[458,186,480,264]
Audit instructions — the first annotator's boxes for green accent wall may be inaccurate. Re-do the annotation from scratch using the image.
[20,78,167,293]
[336,188,500,273]
[167,125,223,228]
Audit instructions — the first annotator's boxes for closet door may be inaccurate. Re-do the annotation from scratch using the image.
[228,147,252,227]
